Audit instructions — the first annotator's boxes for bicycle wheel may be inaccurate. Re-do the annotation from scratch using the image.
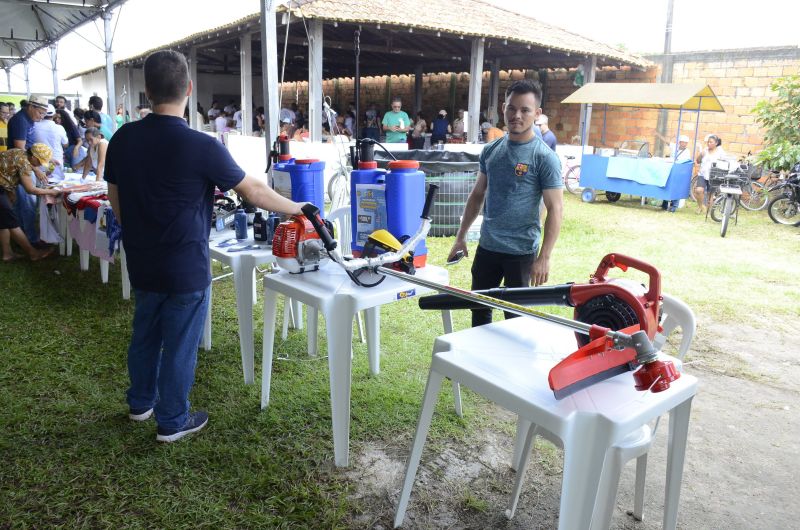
[720,196,733,237]
[690,175,702,203]
[709,196,725,222]
[564,165,581,195]
[767,196,800,225]
[740,181,768,211]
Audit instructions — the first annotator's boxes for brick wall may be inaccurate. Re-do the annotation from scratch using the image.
[279,46,799,158]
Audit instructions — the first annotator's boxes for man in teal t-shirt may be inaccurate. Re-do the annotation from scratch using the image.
[381,98,411,143]
[448,79,564,327]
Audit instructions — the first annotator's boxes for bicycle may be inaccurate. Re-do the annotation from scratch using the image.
[707,163,750,237]
[767,165,800,226]
[562,155,581,195]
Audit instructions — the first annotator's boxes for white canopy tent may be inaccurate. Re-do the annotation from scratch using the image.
[0,0,127,128]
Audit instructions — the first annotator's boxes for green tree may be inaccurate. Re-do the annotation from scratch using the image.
[752,74,800,171]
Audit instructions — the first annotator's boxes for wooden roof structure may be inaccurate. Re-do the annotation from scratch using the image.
[67,0,649,80]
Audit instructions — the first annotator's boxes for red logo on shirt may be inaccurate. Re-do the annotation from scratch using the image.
[515,163,529,177]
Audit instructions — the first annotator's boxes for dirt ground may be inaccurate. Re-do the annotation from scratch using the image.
[344,314,800,529]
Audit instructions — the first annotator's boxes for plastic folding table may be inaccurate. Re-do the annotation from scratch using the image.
[395,317,698,529]
[205,229,281,384]
[261,262,451,467]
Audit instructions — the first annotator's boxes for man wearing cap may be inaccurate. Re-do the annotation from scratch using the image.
[535,114,557,151]
[105,50,304,443]
[431,110,451,145]
[0,143,60,261]
[7,96,49,246]
[34,105,68,180]
[661,134,692,212]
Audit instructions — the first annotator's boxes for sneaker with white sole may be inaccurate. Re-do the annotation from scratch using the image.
[129,407,154,421]
[156,411,208,443]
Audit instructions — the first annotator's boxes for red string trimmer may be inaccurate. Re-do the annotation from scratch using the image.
[299,187,680,400]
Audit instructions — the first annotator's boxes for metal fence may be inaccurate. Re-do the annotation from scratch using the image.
[425,171,478,237]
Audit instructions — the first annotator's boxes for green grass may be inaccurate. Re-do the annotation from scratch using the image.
[1,193,798,527]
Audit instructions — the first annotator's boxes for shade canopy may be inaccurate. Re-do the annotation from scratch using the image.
[0,0,127,71]
[562,82,725,112]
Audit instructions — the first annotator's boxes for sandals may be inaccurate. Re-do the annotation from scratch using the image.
[31,246,56,261]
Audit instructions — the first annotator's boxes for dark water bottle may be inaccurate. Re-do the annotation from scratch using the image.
[267,213,281,243]
[253,211,268,241]
[234,208,248,240]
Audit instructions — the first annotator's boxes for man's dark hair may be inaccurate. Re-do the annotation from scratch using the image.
[83,109,101,124]
[56,95,66,102]
[505,79,543,105]
[88,95,103,111]
[144,50,189,106]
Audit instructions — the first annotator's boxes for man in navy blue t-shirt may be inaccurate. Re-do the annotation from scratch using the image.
[106,50,303,443]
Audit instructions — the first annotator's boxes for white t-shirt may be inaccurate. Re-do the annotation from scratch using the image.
[699,147,726,179]
[208,108,221,121]
[33,119,68,178]
[214,115,228,133]
[279,108,296,124]
[233,110,243,129]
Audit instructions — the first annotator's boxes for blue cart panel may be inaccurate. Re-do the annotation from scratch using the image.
[580,154,693,201]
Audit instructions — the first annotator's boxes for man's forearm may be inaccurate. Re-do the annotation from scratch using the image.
[537,202,563,259]
[237,178,302,215]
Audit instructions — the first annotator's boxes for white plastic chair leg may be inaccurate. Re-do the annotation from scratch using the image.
[308,307,319,356]
[100,259,109,283]
[511,418,533,472]
[632,454,648,521]
[507,423,538,519]
[281,296,291,340]
[355,310,366,343]
[438,309,464,418]
[394,370,445,528]
[365,307,380,374]
[590,451,624,530]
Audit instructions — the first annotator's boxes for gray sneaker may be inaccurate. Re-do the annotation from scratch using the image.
[156,411,208,443]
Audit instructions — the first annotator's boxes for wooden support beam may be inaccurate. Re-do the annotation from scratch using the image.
[487,58,500,125]
[240,33,253,135]
[467,37,484,143]
[188,46,199,130]
[260,0,280,151]
[580,56,597,146]
[308,19,323,142]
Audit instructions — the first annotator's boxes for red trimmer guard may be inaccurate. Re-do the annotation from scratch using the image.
[548,324,641,399]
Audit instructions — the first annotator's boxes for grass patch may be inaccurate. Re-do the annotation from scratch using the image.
[1,192,798,526]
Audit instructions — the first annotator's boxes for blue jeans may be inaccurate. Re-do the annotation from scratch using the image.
[13,183,38,244]
[126,287,210,430]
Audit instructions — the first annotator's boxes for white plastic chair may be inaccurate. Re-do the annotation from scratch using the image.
[394,315,698,530]
[507,293,696,527]
[327,206,365,343]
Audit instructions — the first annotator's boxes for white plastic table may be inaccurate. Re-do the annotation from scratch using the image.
[395,318,698,530]
[261,262,451,467]
[205,229,281,384]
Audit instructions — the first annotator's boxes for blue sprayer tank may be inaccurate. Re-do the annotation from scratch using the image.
[385,160,427,267]
[350,161,387,256]
[273,157,326,218]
